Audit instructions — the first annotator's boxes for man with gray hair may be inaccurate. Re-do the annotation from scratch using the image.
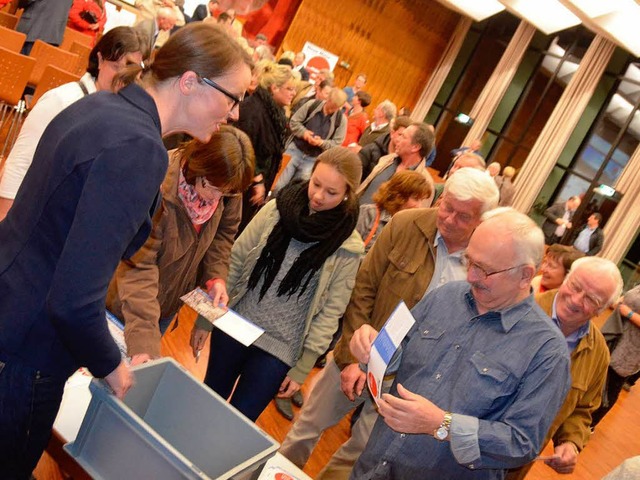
[136,0,185,26]
[135,6,177,52]
[349,208,571,479]
[507,256,622,479]
[279,168,499,479]
[434,152,487,203]
[358,100,397,147]
[274,88,347,190]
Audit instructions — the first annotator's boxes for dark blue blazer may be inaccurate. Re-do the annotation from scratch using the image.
[0,84,167,379]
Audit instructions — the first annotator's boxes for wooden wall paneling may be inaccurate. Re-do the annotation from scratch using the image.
[280,0,461,113]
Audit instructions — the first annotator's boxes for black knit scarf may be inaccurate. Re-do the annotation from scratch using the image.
[247,180,359,300]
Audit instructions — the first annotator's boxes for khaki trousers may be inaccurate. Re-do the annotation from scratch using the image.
[279,354,389,480]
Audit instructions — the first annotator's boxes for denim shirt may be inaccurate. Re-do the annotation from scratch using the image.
[352,281,571,480]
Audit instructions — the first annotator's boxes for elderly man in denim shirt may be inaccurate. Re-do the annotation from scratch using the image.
[349,209,571,479]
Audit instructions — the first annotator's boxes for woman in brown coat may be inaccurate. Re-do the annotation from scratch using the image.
[107,125,254,364]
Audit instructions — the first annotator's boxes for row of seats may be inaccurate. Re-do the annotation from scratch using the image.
[0,19,94,165]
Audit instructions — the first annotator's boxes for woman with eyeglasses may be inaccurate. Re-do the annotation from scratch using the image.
[0,26,147,222]
[234,60,296,233]
[106,125,254,365]
[190,147,364,422]
[0,23,252,476]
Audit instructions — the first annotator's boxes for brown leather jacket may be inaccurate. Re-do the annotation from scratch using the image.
[106,153,241,357]
[333,208,438,369]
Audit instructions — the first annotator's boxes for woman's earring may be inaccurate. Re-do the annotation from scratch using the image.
[344,196,348,201]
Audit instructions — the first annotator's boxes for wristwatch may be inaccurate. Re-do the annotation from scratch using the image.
[434,412,452,441]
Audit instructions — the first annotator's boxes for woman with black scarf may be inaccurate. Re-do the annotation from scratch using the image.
[235,61,296,234]
[190,147,364,421]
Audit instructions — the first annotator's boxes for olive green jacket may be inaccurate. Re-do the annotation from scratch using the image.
[198,199,364,384]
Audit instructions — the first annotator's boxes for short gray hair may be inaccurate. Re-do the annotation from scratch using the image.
[443,168,499,214]
[454,152,486,170]
[567,257,623,308]
[329,88,347,106]
[378,100,397,121]
[481,207,545,269]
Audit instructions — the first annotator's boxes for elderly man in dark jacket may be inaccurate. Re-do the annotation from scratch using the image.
[541,196,581,245]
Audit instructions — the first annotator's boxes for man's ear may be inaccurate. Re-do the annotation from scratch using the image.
[520,264,536,286]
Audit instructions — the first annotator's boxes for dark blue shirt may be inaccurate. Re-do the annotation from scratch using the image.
[352,281,571,480]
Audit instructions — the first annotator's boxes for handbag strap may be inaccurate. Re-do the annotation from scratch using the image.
[363,206,381,248]
[77,80,90,96]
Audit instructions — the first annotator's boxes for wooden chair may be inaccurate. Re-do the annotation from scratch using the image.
[28,65,80,108]
[0,46,35,163]
[27,40,78,87]
[60,27,93,51]
[0,24,25,52]
[69,41,91,76]
[0,11,19,30]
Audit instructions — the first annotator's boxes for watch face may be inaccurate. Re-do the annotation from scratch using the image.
[435,426,448,440]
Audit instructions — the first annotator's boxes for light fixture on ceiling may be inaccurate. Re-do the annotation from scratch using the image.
[499,0,581,34]
[562,0,640,56]
[435,0,505,22]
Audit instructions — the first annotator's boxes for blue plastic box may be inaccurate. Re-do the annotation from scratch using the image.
[65,358,279,479]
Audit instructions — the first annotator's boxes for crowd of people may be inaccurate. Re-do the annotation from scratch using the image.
[0,3,637,480]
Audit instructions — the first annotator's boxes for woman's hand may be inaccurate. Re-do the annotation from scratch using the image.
[130,353,153,366]
[190,325,210,358]
[250,183,266,206]
[277,375,301,398]
[207,279,229,307]
[104,360,133,400]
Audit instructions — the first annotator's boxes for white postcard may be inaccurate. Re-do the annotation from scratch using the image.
[181,288,264,346]
[367,302,416,404]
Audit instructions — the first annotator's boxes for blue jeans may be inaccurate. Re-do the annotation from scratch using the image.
[159,313,176,335]
[203,329,290,422]
[273,144,317,193]
[0,355,66,479]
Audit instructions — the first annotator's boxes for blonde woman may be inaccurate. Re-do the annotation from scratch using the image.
[235,61,296,232]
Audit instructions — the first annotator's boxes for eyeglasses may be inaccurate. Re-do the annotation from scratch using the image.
[462,253,522,280]
[564,277,602,311]
[199,75,243,110]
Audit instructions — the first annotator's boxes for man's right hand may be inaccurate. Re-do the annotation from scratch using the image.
[302,130,315,144]
[350,324,378,363]
[340,363,367,401]
[104,360,133,400]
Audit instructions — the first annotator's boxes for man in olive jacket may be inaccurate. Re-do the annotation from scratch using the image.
[507,256,622,479]
[279,168,499,479]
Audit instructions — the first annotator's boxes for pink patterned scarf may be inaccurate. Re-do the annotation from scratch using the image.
[177,170,220,225]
